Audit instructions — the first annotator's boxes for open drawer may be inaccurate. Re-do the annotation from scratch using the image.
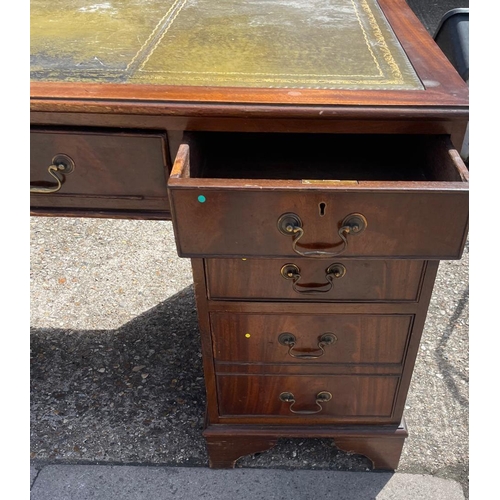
[168,133,469,259]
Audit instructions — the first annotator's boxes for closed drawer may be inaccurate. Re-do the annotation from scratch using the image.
[168,132,469,259]
[30,128,170,215]
[217,374,399,421]
[206,258,425,301]
[211,313,412,366]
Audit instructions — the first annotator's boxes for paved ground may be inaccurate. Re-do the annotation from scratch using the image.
[30,465,466,500]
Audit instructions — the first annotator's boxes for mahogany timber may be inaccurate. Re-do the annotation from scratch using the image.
[210,313,413,365]
[206,259,426,302]
[168,136,468,259]
[189,257,441,467]
[216,374,400,421]
[31,129,171,216]
[203,422,408,470]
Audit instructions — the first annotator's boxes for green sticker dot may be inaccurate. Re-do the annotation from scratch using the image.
[198,195,206,203]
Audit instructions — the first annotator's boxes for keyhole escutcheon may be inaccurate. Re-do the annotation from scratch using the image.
[319,202,326,217]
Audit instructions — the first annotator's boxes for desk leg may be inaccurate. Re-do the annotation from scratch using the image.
[333,435,406,470]
[204,434,278,469]
[203,421,407,470]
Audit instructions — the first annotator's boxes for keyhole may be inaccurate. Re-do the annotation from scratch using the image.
[319,202,326,217]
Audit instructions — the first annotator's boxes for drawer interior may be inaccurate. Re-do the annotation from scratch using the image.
[183,132,467,182]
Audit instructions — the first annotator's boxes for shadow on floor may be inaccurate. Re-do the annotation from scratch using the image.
[31,285,373,472]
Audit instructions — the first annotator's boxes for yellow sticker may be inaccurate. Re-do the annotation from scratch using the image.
[245,333,251,338]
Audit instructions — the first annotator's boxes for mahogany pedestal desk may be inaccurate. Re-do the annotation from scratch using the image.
[30,0,469,470]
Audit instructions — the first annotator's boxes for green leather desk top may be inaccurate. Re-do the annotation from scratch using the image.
[30,0,423,90]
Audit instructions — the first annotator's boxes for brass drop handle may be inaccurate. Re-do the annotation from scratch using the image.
[278,212,367,258]
[279,391,332,415]
[30,154,75,194]
[280,263,346,294]
[278,332,337,359]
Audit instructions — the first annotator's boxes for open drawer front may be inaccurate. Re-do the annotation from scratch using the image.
[168,133,469,259]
